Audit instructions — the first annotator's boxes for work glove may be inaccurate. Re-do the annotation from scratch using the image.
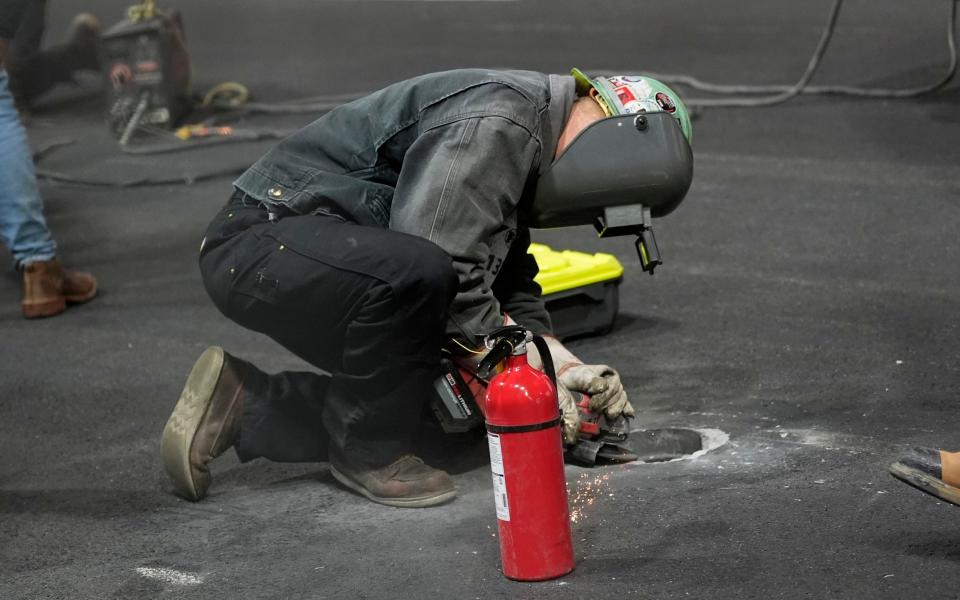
[527,334,634,445]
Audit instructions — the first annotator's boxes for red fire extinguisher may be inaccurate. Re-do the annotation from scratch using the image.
[478,326,575,581]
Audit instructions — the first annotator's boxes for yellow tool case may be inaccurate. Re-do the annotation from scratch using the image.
[529,243,624,340]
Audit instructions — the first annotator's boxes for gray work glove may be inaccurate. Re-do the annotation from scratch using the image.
[525,332,634,445]
[553,374,583,446]
[558,363,633,421]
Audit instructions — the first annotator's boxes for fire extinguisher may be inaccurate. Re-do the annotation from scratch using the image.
[478,325,575,581]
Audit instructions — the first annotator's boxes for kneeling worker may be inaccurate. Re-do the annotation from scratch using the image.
[161,68,693,507]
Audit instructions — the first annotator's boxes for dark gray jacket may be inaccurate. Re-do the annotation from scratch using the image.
[234,69,576,344]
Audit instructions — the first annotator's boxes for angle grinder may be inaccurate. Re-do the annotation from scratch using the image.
[431,347,637,467]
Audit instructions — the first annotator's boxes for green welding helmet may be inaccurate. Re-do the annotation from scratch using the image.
[571,68,693,142]
[528,69,694,274]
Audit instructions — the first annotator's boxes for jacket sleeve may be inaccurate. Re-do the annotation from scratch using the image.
[492,226,552,335]
[389,115,541,345]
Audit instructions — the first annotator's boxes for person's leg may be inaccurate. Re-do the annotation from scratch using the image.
[0,69,56,265]
[889,447,960,506]
[0,68,97,318]
[199,197,457,466]
[161,345,331,501]
[256,217,459,507]
[7,1,101,107]
[0,67,99,317]
[173,194,457,504]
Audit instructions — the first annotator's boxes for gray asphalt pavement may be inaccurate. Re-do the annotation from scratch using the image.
[2,1,959,598]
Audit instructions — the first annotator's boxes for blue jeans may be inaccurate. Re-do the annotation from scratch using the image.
[0,69,56,266]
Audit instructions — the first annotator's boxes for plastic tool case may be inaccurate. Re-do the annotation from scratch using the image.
[529,243,624,341]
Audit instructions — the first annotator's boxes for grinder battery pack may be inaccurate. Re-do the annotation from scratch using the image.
[102,5,191,142]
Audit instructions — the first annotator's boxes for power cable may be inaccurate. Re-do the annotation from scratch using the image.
[41,0,957,186]
[34,165,246,188]
[625,0,958,108]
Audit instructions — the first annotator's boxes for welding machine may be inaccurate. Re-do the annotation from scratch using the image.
[101,0,191,143]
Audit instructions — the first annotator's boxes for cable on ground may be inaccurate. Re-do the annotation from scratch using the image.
[622,0,958,108]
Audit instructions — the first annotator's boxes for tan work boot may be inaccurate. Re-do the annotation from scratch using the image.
[330,449,456,508]
[161,347,245,501]
[21,258,97,318]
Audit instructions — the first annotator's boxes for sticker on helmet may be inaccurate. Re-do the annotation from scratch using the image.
[608,77,654,108]
[656,92,676,113]
[614,85,637,105]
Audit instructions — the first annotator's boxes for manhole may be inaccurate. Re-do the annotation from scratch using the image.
[630,428,704,462]
[566,427,726,467]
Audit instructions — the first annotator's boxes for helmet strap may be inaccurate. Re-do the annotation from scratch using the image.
[588,88,614,117]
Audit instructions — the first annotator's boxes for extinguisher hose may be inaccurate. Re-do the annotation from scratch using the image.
[531,335,557,393]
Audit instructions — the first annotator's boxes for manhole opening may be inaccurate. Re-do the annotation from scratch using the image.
[631,428,704,462]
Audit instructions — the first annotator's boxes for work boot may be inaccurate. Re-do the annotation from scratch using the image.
[329,448,456,508]
[21,258,97,318]
[65,13,102,72]
[161,346,245,501]
[889,447,960,507]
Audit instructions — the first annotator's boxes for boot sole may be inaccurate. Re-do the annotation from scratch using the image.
[22,298,67,318]
[890,461,960,507]
[22,281,98,318]
[160,347,225,501]
[329,464,457,508]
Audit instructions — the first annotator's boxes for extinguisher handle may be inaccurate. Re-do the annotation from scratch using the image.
[531,335,557,393]
[478,338,515,379]
[478,325,529,378]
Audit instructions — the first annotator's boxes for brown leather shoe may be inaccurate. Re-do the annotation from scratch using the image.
[161,347,245,501]
[329,449,456,508]
[21,258,97,318]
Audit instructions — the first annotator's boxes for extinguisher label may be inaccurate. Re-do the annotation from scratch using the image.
[487,433,510,521]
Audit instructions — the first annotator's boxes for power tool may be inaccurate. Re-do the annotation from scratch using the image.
[432,333,636,467]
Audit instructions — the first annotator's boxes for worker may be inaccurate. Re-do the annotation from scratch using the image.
[0,0,97,318]
[5,1,102,109]
[161,68,693,507]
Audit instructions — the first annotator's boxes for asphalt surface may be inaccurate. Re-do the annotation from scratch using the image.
[2,1,960,598]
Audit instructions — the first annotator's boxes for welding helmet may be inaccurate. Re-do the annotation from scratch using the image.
[528,69,694,273]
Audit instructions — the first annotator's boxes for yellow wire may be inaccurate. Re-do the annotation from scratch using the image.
[201,82,250,107]
[449,338,485,355]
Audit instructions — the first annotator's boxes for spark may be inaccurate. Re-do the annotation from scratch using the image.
[567,472,611,523]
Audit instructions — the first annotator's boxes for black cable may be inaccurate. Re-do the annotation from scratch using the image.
[35,165,247,188]
[683,0,844,108]
[118,128,294,155]
[615,0,957,108]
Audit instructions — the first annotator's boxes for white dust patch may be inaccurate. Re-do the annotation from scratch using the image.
[135,567,204,586]
[687,428,730,459]
[764,428,873,452]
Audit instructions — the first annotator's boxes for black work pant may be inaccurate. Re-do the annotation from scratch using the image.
[7,0,75,106]
[199,192,458,466]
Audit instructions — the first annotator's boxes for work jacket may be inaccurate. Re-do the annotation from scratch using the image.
[234,69,576,345]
